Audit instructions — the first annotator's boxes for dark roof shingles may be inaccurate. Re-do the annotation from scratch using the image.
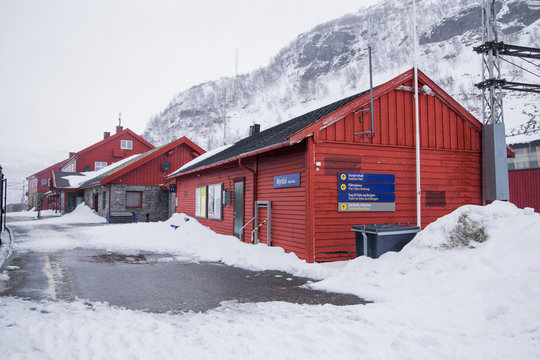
[178,90,367,174]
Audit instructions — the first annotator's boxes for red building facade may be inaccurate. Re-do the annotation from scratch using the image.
[60,127,154,173]
[26,159,67,210]
[171,69,483,263]
[53,137,204,221]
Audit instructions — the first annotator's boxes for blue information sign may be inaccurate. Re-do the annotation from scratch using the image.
[337,172,396,212]
[338,172,395,184]
[338,192,395,202]
[169,184,176,193]
[338,182,395,193]
[274,172,300,189]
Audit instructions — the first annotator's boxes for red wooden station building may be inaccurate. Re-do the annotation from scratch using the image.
[169,69,483,263]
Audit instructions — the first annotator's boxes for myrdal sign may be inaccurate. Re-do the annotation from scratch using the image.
[274,172,301,189]
[338,172,396,212]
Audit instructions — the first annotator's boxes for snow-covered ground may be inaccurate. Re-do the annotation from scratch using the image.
[1,202,539,359]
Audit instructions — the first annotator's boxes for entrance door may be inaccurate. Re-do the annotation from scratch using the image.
[233,181,244,240]
[93,193,99,212]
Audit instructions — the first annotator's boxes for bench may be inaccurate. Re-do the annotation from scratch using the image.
[106,211,138,224]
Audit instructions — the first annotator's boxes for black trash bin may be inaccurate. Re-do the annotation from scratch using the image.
[351,223,420,258]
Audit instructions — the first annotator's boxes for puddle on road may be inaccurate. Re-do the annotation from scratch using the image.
[72,251,368,312]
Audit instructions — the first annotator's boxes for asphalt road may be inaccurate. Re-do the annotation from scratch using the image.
[1,218,366,313]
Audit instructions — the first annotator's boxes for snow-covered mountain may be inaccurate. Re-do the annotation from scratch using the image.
[145,0,539,150]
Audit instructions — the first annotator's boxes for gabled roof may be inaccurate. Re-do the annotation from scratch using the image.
[26,159,68,180]
[61,128,154,167]
[170,68,483,178]
[52,172,86,189]
[79,136,204,188]
[170,90,368,177]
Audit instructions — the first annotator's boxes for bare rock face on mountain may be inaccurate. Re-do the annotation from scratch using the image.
[143,0,540,150]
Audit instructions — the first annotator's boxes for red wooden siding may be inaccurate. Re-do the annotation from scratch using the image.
[255,145,307,259]
[509,169,540,211]
[318,82,481,152]
[111,144,199,185]
[76,132,153,172]
[175,145,307,256]
[312,142,482,262]
[176,161,255,238]
[311,79,482,262]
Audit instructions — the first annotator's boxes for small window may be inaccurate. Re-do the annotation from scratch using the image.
[121,140,133,150]
[207,184,222,220]
[425,191,446,208]
[95,161,107,171]
[195,186,207,218]
[126,191,142,208]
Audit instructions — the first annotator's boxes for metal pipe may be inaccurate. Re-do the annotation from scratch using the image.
[369,45,375,137]
[413,0,422,227]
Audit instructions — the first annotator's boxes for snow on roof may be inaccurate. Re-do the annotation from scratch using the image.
[57,155,140,188]
[168,143,233,177]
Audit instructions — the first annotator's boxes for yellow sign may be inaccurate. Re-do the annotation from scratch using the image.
[340,183,346,191]
[340,173,347,181]
[340,203,347,211]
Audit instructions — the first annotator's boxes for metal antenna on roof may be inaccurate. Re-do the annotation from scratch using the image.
[354,13,375,142]
[223,84,227,145]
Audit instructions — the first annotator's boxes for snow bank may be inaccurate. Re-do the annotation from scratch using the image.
[2,201,540,359]
[13,203,105,227]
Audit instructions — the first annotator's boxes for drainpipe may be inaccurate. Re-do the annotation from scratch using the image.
[108,184,112,218]
[238,157,257,225]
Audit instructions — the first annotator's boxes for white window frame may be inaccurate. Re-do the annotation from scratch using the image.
[121,140,133,150]
[207,183,222,220]
[95,161,108,171]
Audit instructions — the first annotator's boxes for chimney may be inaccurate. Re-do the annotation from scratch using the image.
[116,126,123,133]
[249,124,260,136]
[104,131,111,139]
[69,152,76,158]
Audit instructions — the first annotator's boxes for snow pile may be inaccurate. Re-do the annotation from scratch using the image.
[12,203,105,228]
[60,154,140,188]
[1,201,540,359]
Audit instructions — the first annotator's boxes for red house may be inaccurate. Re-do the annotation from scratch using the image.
[169,69,483,263]
[507,139,540,211]
[26,159,67,210]
[49,126,155,212]
[60,126,154,173]
[54,137,204,221]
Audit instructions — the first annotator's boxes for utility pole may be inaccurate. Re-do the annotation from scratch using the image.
[474,0,509,202]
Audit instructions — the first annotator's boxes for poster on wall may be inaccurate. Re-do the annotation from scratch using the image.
[337,172,396,212]
[196,186,207,218]
[207,184,222,220]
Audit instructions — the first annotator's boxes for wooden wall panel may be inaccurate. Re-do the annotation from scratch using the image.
[317,85,481,154]
[113,144,198,185]
[76,132,153,172]
[312,142,481,262]
[509,169,540,211]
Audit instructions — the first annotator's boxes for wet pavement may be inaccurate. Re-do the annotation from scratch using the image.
[2,220,367,313]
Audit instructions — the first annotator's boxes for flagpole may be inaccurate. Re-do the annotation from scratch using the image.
[413,0,421,228]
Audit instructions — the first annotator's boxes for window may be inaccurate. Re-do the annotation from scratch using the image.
[121,140,133,150]
[95,161,107,171]
[207,184,222,220]
[126,191,142,208]
[195,186,207,218]
[425,191,446,208]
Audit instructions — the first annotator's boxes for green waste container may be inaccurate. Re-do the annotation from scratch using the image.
[351,223,420,258]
